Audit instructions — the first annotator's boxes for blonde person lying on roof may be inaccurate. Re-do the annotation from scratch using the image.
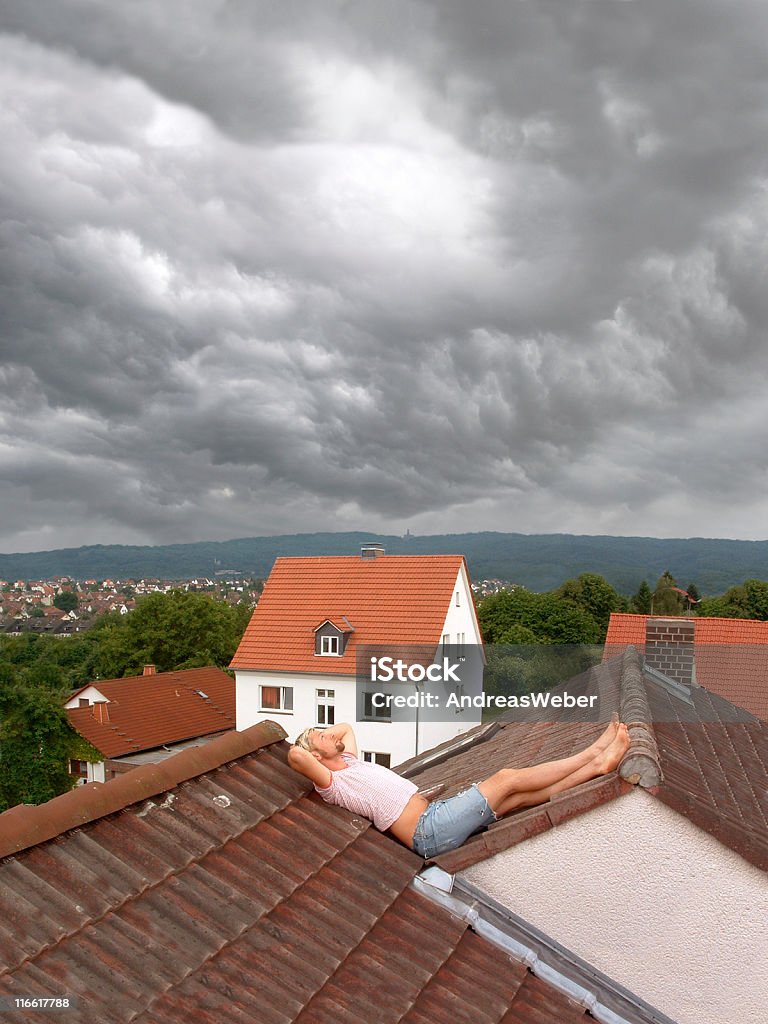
[288,720,630,858]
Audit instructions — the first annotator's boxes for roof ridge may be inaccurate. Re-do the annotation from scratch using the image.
[0,720,287,860]
[618,647,663,788]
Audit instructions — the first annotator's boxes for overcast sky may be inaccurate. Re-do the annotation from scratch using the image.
[2,0,768,553]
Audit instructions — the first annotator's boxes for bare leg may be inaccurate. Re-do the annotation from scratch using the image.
[478,722,628,815]
[492,726,630,815]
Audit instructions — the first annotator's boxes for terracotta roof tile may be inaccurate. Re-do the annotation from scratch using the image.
[66,666,235,757]
[605,613,768,721]
[230,555,472,675]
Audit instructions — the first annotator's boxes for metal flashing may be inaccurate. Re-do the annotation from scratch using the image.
[414,871,679,1024]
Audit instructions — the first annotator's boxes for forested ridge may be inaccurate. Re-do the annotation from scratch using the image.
[3,531,768,594]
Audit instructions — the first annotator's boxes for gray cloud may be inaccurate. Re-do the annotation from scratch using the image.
[2,0,768,554]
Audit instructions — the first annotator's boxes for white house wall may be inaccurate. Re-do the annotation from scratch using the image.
[236,665,479,767]
[235,669,417,765]
[64,685,107,709]
[461,789,768,1024]
[439,566,483,650]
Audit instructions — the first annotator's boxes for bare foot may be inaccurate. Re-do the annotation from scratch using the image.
[594,724,630,774]
[591,719,619,754]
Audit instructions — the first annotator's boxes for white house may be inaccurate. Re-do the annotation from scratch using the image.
[230,545,485,767]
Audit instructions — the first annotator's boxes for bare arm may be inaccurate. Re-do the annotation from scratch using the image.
[322,722,358,757]
[287,745,332,788]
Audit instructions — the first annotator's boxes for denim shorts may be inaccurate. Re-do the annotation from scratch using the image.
[412,783,497,859]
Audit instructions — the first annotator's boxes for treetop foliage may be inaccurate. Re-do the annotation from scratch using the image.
[0,590,255,813]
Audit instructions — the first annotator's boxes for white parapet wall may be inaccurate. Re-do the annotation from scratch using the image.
[461,788,768,1024]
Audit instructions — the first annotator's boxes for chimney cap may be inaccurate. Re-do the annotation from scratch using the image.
[360,543,385,559]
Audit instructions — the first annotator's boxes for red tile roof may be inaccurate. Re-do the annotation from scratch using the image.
[0,722,641,1024]
[605,613,768,720]
[230,554,472,675]
[66,666,235,758]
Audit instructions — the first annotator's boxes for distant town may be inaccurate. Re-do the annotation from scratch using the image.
[0,574,265,635]
[0,572,516,635]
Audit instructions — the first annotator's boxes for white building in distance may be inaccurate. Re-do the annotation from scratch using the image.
[230,545,484,767]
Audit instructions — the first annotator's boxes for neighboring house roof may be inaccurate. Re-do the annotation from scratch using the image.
[400,647,768,874]
[66,667,235,758]
[605,612,768,721]
[230,554,476,676]
[0,722,660,1024]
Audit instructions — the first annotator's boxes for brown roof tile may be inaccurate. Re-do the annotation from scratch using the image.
[66,666,236,757]
[0,716,649,1023]
[403,648,768,873]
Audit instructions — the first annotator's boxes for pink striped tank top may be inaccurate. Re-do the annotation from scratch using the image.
[315,753,418,831]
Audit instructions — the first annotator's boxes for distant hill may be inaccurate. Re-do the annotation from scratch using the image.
[2,531,768,595]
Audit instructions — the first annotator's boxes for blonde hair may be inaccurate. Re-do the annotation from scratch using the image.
[294,726,317,752]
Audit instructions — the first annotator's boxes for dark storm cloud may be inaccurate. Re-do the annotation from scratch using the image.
[2,0,768,552]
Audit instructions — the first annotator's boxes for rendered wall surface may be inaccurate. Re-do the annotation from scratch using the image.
[462,790,768,1024]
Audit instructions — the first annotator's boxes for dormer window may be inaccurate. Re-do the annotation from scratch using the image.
[314,620,349,656]
[321,635,340,656]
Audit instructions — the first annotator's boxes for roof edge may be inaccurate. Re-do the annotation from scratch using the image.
[618,646,663,788]
[0,720,287,861]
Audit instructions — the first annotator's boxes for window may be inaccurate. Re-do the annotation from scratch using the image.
[320,634,340,656]
[362,751,391,768]
[455,591,460,607]
[442,632,450,655]
[316,688,335,726]
[259,685,294,713]
[69,759,89,779]
[363,691,391,721]
[457,631,466,660]
[452,683,465,712]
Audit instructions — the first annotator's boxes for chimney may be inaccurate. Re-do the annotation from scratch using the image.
[644,618,696,686]
[92,701,110,723]
[361,543,385,559]
[143,664,157,676]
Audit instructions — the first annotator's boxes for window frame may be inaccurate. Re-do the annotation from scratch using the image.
[361,750,391,768]
[362,690,392,722]
[316,687,336,726]
[318,634,341,656]
[259,684,294,714]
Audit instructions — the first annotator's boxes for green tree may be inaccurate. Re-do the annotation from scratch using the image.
[685,582,701,608]
[554,573,628,636]
[652,572,685,616]
[478,588,601,646]
[631,580,653,614]
[89,590,253,678]
[53,591,78,612]
[0,681,78,811]
[697,578,768,620]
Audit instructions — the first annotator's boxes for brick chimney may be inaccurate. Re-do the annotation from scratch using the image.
[644,618,696,686]
[143,664,157,676]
